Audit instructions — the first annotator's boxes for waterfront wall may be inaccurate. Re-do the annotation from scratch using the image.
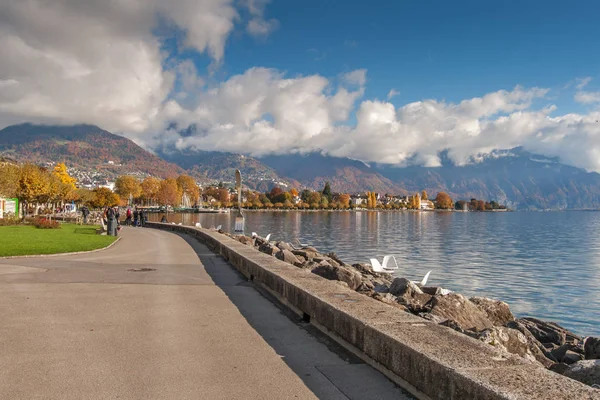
[146,222,598,400]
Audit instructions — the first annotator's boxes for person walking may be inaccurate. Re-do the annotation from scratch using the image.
[139,208,145,227]
[81,205,90,224]
[133,208,139,227]
[125,207,132,226]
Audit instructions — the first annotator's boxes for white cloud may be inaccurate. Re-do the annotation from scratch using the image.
[576,77,593,89]
[342,69,367,86]
[387,89,400,100]
[241,0,279,37]
[575,91,600,104]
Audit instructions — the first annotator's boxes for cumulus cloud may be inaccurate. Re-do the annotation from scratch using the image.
[0,0,250,132]
[387,89,400,100]
[342,69,367,86]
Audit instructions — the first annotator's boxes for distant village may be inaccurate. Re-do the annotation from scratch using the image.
[0,160,507,218]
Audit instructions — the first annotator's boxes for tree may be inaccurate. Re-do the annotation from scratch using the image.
[216,188,230,203]
[114,176,141,200]
[289,188,299,198]
[157,178,179,207]
[320,197,329,209]
[300,189,312,202]
[0,162,20,198]
[338,193,350,209]
[435,192,453,209]
[176,175,199,204]
[141,177,161,204]
[17,164,51,215]
[52,163,76,189]
[322,182,333,202]
[90,187,120,208]
[421,190,428,200]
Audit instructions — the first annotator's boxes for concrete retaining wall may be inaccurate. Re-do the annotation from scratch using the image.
[147,222,599,400]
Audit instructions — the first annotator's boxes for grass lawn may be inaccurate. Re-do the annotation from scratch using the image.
[0,223,117,257]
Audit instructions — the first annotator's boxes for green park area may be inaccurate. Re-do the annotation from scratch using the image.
[0,223,116,257]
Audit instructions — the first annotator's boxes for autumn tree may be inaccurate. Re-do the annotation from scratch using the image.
[435,192,453,209]
[90,187,120,208]
[17,164,51,215]
[157,178,179,207]
[421,190,428,200]
[0,162,20,198]
[141,176,161,205]
[176,175,199,204]
[52,163,76,189]
[338,193,350,209]
[115,176,142,201]
[289,188,299,198]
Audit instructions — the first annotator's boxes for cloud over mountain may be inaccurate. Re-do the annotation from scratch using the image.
[1,0,600,173]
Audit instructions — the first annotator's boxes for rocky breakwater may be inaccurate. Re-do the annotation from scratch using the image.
[228,232,600,390]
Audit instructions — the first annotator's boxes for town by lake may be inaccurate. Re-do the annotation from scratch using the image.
[150,210,600,336]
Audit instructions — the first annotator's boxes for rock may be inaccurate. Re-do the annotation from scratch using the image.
[237,235,254,246]
[564,350,585,365]
[327,252,346,266]
[356,279,375,292]
[374,284,390,293]
[474,326,549,365]
[275,249,300,265]
[275,241,294,252]
[585,337,600,360]
[389,278,432,313]
[294,255,306,263]
[428,293,494,332]
[421,286,452,296]
[311,264,362,290]
[549,362,570,375]
[506,320,558,363]
[292,249,319,260]
[563,359,600,387]
[313,256,340,267]
[371,293,409,312]
[470,296,514,326]
[517,317,581,347]
[552,343,577,363]
[258,242,277,256]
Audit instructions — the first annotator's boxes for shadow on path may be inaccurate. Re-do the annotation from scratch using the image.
[178,233,413,400]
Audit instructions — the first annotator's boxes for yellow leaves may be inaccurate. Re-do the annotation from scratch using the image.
[52,162,76,189]
[114,175,141,199]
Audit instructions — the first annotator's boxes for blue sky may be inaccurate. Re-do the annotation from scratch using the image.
[194,0,600,112]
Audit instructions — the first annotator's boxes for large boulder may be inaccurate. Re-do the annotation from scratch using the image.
[585,337,600,360]
[311,264,362,290]
[470,296,514,326]
[258,242,277,256]
[313,256,340,267]
[506,320,558,363]
[563,360,600,387]
[517,317,581,347]
[389,278,432,313]
[475,326,551,366]
[275,249,300,265]
[292,249,319,260]
[428,293,494,332]
[237,235,254,246]
[275,241,294,252]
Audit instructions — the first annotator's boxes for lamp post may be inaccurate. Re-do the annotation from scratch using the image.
[234,169,244,234]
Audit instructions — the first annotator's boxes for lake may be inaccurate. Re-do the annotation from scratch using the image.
[149,210,600,337]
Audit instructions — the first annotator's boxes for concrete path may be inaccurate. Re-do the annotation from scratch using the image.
[0,227,412,400]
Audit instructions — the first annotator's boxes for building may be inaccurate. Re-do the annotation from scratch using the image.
[0,198,19,219]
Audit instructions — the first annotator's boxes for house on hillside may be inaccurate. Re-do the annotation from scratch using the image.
[350,194,367,206]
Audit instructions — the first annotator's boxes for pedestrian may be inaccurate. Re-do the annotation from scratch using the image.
[139,208,145,227]
[160,214,167,223]
[133,208,139,227]
[81,205,90,224]
[125,207,132,226]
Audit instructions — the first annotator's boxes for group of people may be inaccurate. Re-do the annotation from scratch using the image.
[124,207,147,227]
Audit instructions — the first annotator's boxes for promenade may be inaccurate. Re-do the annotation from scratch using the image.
[0,227,411,400]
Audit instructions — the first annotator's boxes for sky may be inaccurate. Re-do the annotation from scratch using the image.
[1,0,599,170]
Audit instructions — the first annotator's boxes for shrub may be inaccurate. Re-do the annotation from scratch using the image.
[0,217,22,226]
[32,217,61,229]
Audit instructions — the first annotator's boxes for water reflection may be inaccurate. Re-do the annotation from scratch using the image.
[149,210,600,336]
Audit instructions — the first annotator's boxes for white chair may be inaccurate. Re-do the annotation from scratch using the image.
[251,232,258,238]
[369,258,392,274]
[265,233,271,242]
[195,222,202,228]
[292,238,308,249]
[381,255,399,270]
[420,271,432,286]
[216,225,222,231]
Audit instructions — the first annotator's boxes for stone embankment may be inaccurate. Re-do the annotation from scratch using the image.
[149,222,600,399]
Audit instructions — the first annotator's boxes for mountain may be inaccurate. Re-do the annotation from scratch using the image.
[157,149,301,192]
[259,150,600,210]
[0,123,184,179]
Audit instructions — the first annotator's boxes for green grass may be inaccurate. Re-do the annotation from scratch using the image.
[0,223,117,257]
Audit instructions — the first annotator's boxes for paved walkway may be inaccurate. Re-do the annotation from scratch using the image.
[0,227,412,400]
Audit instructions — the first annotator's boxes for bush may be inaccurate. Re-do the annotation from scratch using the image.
[32,217,61,229]
[0,217,22,226]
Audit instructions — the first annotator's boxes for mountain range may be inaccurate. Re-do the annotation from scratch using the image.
[2,123,600,210]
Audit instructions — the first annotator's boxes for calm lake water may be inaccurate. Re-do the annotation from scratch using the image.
[150,210,600,336]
